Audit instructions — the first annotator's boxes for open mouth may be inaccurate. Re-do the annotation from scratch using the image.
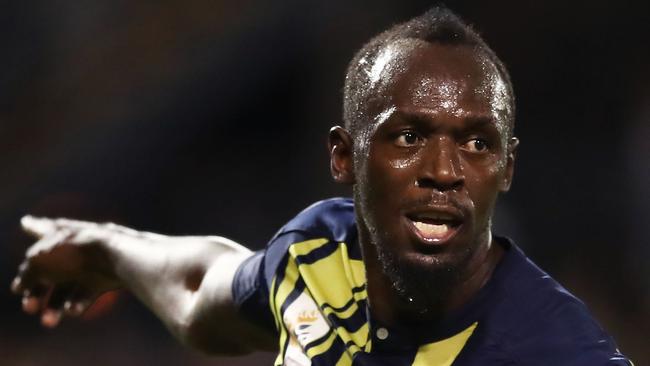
[406,210,463,244]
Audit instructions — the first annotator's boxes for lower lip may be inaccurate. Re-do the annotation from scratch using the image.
[405,219,461,246]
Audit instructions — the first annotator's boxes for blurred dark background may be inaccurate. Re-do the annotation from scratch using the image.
[1,1,648,365]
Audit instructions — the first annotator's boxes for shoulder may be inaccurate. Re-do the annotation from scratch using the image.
[272,197,356,243]
[261,198,358,283]
[231,198,359,333]
[483,238,631,365]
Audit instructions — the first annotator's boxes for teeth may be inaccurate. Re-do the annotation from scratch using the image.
[413,221,449,238]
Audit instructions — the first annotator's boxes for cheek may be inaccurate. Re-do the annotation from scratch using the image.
[366,152,419,199]
[366,141,418,185]
[389,152,420,170]
[359,148,418,228]
[464,165,502,217]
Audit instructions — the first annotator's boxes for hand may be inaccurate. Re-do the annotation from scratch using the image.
[11,216,122,328]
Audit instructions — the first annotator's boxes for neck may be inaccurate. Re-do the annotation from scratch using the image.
[361,229,503,330]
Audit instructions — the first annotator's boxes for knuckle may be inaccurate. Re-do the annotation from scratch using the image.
[102,222,119,231]
[18,262,29,272]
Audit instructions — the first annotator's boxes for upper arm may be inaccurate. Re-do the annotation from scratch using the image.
[182,246,277,355]
[185,199,355,355]
[231,251,278,334]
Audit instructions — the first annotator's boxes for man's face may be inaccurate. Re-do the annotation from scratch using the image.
[351,42,515,301]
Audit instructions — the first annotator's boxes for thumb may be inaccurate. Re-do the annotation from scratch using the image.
[25,229,72,258]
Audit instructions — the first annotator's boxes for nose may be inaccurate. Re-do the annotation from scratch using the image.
[416,136,464,191]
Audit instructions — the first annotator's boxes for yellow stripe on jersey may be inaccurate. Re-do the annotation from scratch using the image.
[305,331,337,358]
[412,322,478,366]
[320,292,364,320]
[291,240,370,355]
[335,350,353,366]
[293,241,366,309]
[270,255,301,366]
[269,277,283,366]
[347,258,366,291]
[288,237,330,256]
[269,277,280,330]
[270,238,480,366]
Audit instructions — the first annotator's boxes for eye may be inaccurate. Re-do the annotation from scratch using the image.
[395,131,421,147]
[461,138,490,153]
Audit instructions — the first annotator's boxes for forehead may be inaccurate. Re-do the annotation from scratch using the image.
[396,44,495,101]
[364,41,510,133]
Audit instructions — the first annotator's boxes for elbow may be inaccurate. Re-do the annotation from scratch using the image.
[182,320,254,356]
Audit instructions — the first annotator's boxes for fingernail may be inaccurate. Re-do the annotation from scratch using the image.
[42,310,61,328]
[21,215,33,226]
[10,278,21,293]
[74,302,87,315]
[22,297,39,314]
[63,301,83,316]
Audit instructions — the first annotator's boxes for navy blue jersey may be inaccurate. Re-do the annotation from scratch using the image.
[233,198,632,365]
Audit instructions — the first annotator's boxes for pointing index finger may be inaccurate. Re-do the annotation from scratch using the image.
[21,215,57,238]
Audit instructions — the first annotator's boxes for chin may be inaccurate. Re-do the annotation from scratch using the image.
[375,242,470,311]
[401,249,470,284]
[403,250,460,271]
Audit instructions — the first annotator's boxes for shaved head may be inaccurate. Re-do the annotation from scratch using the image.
[342,7,515,144]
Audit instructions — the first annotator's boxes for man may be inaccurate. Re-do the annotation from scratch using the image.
[11,7,632,365]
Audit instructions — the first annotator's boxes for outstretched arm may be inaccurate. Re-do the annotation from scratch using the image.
[11,216,276,355]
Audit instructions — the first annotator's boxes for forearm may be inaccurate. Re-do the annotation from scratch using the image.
[105,227,265,353]
[15,217,275,354]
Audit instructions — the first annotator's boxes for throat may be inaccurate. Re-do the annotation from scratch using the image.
[364,236,504,328]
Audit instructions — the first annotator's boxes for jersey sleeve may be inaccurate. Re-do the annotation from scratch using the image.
[231,250,277,334]
[231,230,318,334]
[231,198,357,335]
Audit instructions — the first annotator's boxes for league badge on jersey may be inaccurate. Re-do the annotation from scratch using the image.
[282,291,331,366]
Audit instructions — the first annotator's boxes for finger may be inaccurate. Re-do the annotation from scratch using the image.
[45,285,75,311]
[22,296,40,314]
[25,229,72,258]
[55,219,130,243]
[22,216,98,238]
[63,289,96,317]
[11,276,23,294]
[52,217,100,232]
[21,215,58,238]
[40,285,76,328]
[21,283,50,314]
[63,300,86,317]
[41,309,63,328]
[66,299,93,317]
[13,261,40,294]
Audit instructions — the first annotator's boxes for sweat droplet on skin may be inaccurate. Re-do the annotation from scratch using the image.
[411,77,462,112]
[375,106,396,127]
[390,154,419,169]
[368,46,396,86]
[475,57,512,142]
[361,39,427,93]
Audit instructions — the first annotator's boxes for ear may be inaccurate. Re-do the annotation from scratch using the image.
[499,137,519,192]
[328,126,355,184]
